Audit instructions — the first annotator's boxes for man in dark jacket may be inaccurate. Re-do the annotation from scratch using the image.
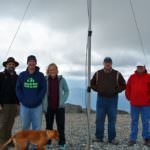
[0,57,19,147]
[90,57,126,144]
[16,55,46,131]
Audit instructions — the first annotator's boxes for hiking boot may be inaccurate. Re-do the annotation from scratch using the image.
[46,144,53,149]
[128,140,136,146]
[92,137,103,143]
[109,139,119,145]
[144,139,150,147]
[59,144,66,150]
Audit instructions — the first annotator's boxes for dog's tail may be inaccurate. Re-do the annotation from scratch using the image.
[0,137,13,150]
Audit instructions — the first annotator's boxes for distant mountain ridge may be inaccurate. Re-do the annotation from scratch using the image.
[67,79,130,112]
[65,103,129,114]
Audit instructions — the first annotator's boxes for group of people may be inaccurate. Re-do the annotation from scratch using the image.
[0,56,69,150]
[90,57,150,147]
[0,55,149,150]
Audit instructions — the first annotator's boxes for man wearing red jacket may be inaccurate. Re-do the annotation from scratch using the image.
[125,63,150,146]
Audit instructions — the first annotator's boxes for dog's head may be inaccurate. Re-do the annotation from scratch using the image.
[47,130,59,140]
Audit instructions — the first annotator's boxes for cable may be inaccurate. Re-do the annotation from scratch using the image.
[5,0,32,58]
[129,0,147,64]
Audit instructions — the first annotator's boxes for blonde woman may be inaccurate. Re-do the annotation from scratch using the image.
[43,63,69,150]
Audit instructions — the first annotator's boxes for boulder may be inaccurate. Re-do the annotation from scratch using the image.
[118,109,129,114]
[82,108,96,114]
[65,103,82,113]
[65,103,129,115]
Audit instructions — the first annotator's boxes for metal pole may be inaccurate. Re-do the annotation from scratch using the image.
[86,0,92,149]
[86,33,92,150]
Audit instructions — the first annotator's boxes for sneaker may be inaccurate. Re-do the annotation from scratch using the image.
[144,139,150,147]
[92,137,103,143]
[59,144,66,150]
[46,144,53,149]
[128,140,136,146]
[109,139,119,145]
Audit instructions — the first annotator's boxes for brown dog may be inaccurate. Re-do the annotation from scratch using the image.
[0,130,59,150]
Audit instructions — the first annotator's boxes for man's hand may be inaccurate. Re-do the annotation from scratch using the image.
[0,104,3,111]
[87,86,91,93]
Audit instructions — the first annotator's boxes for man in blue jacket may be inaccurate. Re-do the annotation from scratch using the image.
[16,55,46,130]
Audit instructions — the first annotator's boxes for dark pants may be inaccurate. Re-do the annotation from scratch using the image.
[0,104,17,144]
[45,107,65,145]
[96,95,118,142]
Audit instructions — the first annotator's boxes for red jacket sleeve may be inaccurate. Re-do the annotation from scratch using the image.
[148,74,150,100]
[125,76,132,101]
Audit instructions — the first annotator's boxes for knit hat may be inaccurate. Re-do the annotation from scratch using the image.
[27,55,37,63]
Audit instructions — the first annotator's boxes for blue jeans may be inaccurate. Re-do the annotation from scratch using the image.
[20,104,42,130]
[130,105,150,141]
[96,95,118,142]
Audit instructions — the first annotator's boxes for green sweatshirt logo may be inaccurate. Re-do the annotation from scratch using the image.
[24,77,38,88]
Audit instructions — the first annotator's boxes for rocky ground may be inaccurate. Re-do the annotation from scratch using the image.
[10,113,150,150]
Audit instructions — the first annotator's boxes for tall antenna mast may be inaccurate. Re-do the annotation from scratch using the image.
[86,0,92,149]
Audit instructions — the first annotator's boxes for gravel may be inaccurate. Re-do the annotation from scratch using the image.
[10,113,150,150]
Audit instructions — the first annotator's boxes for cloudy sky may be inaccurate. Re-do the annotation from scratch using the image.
[0,0,149,80]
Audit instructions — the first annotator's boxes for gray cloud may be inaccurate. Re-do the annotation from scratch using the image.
[0,0,149,79]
